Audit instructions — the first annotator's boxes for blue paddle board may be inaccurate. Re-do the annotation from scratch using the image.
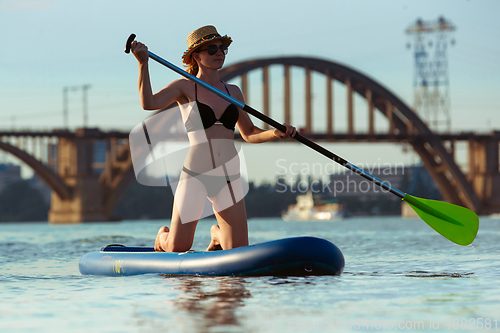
[79,237,344,277]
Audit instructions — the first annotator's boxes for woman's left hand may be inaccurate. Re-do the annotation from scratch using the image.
[273,123,297,139]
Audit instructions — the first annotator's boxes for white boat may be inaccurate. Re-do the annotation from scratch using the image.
[282,191,343,222]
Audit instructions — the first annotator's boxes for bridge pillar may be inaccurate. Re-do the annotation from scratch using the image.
[262,66,270,129]
[48,131,106,223]
[326,72,333,134]
[284,65,291,125]
[305,68,312,133]
[346,78,353,135]
[468,133,500,214]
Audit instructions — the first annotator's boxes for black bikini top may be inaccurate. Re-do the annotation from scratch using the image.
[184,82,239,132]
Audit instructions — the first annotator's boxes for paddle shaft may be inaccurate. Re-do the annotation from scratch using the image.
[125,34,406,199]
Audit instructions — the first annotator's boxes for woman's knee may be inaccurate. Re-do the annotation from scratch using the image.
[164,238,192,252]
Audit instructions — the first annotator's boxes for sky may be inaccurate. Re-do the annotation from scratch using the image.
[1,0,499,184]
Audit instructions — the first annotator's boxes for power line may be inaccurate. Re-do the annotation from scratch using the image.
[63,84,91,128]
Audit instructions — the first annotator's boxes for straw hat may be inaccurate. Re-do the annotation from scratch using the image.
[182,25,232,64]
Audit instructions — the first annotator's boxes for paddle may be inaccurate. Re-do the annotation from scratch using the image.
[124,33,479,246]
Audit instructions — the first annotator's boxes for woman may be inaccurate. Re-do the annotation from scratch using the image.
[131,25,296,252]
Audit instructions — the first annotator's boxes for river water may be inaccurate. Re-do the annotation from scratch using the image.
[1,217,499,332]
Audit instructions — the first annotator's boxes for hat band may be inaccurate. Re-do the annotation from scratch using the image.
[193,33,221,45]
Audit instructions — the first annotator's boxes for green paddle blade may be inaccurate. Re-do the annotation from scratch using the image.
[403,194,479,246]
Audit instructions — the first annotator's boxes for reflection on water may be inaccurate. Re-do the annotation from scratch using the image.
[264,276,318,286]
[404,271,474,278]
[168,276,251,329]
[344,271,475,278]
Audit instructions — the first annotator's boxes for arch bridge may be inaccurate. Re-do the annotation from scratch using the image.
[0,57,498,222]
[219,57,498,214]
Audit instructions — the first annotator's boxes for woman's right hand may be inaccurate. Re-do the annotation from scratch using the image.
[131,41,149,65]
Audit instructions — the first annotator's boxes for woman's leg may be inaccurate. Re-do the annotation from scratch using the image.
[206,177,249,250]
[154,226,170,252]
[157,200,198,252]
[212,198,249,250]
[206,224,223,251]
[155,173,207,252]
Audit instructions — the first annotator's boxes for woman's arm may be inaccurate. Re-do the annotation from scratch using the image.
[232,86,296,143]
[131,41,185,110]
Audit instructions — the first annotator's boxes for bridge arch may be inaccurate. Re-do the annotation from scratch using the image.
[220,57,480,211]
[0,141,71,199]
[0,133,130,222]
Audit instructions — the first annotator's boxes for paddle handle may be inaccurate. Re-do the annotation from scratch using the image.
[125,34,406,199]
[125,34,136,54]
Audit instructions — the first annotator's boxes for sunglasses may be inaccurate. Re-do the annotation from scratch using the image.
[196,44,228,56]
